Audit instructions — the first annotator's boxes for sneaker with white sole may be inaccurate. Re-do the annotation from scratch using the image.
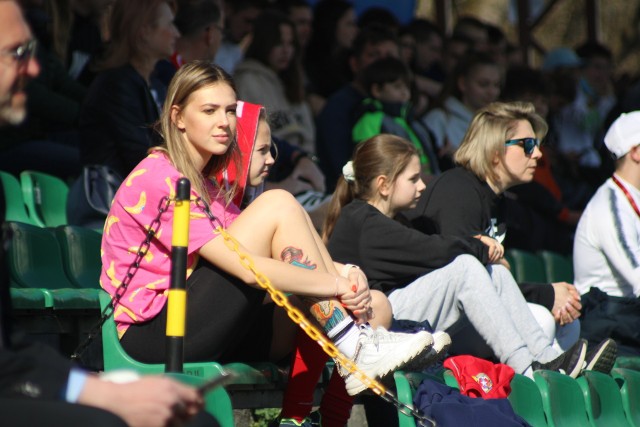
[531,338,587,378]
[402,330,452,372]
[336,325,433,396]
[583,338,617,374]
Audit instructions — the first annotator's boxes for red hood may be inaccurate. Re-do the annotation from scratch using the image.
[217,100,264,207]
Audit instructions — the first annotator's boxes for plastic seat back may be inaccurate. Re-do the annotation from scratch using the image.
[538,251,573,283]
[55,225,102,289]
[98,291,227,378]
[394,369,458,427]
[508,373,549,427]
[20,170,69,227]
[534,370,591,427]
[612,368,640,427]
[507,249,547,283]
[577,371,628,427]
[0,170,34,225]
[614,356,640,371]
[6,221,75,290]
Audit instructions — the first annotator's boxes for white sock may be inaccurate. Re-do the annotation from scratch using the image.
[327,318,360,359]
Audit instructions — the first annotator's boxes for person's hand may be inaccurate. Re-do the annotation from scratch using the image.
[79,375,204,427]
[290,156,326,193]
[337,266,372,324]
[551,282,582,325]
[474,235,504,263]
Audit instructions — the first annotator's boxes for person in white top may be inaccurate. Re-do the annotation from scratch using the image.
[574,110,640,355]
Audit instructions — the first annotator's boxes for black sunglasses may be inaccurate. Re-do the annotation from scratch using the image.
[505,137,541,155]
[0,39,37,66]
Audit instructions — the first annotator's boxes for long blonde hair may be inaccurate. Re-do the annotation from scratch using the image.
[323,134,417,241]
[154,60,241,205]
[454,101,548,183]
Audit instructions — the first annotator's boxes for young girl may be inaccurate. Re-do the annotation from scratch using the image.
[223,101,358,427]
[323,134,593,379]
[99,61,433,401]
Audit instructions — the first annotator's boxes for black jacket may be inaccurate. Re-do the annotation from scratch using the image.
[405,167,555,309]
[327,199,487,294]
[79,64,164,178]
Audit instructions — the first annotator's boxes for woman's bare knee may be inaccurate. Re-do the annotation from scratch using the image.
[369,290,392,329]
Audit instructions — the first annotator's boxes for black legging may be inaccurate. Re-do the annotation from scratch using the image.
[121,260,273,364]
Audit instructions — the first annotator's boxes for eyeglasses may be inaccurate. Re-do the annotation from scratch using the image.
[505,137,541,155]
[0,39,37,66]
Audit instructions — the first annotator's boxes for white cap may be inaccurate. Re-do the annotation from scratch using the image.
[604,111,640,159]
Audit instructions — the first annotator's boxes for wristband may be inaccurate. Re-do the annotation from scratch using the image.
[341,263,359,278]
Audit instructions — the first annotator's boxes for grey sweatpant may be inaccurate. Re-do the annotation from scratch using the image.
[387,254,559,374]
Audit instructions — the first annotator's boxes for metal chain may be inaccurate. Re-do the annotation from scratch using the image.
[71,196,172,361]
[195,198,436,427]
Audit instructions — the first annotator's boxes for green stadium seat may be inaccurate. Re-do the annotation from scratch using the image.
[5,221,99,309]
[98,290,285,412]
[612,368,640,427]
[614,356,640,371]
[508,374,549,427]
[576,370,628,427]
[538,251,574,283]
[506,249,547,283]
[20,170,69,227]
[533,370,591,427]
[0,170,34,225]
[55,225,102,289]
[10,287,50,310]
[393,370,453,427]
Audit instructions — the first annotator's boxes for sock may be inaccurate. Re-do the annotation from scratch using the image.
[280,331,330,422]
[327,319,359,359]
[319,366,355,427]
[523,366,534,379]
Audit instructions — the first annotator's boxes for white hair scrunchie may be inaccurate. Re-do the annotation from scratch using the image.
[342,161,355,182]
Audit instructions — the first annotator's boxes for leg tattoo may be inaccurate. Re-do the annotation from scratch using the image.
[281,246,317,270]
[305,297,347,331]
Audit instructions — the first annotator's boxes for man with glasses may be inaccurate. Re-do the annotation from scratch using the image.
[574,110,640,357]
[0,2,218,426]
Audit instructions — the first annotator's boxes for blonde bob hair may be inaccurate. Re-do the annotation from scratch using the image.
[153,60,240,205]
[454,101,548,183]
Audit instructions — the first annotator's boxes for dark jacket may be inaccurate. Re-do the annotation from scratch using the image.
[405,167,555,309]
[79,64,165,178]
[327,199,487,293]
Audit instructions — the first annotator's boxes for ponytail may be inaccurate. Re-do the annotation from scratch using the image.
[321,134,418,242]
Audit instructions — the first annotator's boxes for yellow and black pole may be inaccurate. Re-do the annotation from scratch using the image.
[166,178,190,373]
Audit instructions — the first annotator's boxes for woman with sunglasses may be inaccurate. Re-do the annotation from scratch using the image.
[405,101,587,355]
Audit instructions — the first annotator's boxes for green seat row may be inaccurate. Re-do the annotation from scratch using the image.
[6,221,102,310]
[505,248,574,283]
[0,169,70,228]
[395,367,640,427]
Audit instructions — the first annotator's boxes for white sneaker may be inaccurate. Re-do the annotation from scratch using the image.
[337,325,433,396]
[402,330,452,373]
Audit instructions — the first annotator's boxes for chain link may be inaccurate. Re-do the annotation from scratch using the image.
[71,196,172,361]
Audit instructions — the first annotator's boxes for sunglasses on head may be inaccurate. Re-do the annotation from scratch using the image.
[505,137,540,155]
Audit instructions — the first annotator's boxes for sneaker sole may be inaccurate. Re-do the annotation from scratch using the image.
[401,332,452,372]
[345,331,433,396]
[584,339,617,374]
[566,340,588,378]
